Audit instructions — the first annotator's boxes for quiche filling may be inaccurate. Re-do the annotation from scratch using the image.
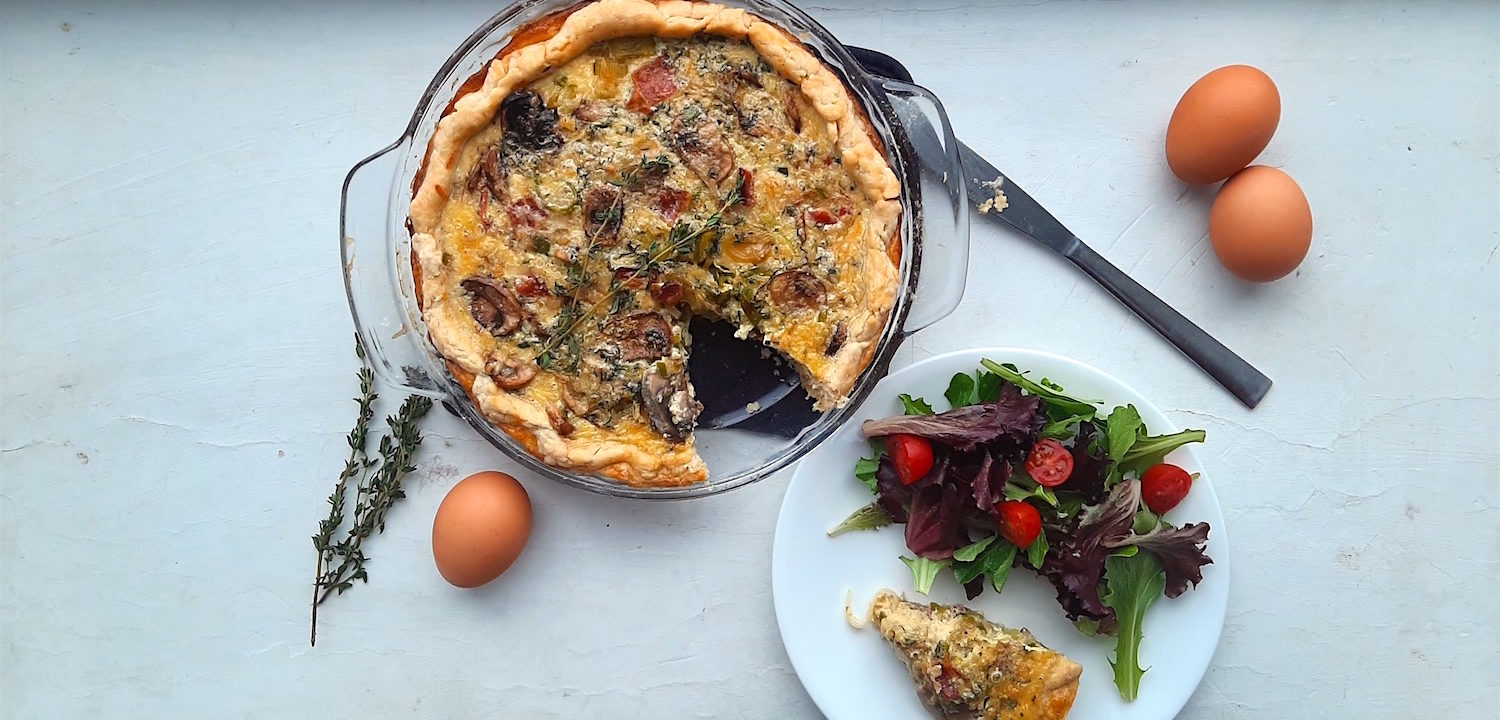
[410,1,901,486]
[870,591,1082,720]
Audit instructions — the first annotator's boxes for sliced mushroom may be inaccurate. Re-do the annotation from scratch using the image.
[732,62,763,89]
[467,145,506,197]
[670,117,735,184]
[546,406,575,437]
[484,352,537,390]
[560,383,593,417]
[461,276,522,336]
[500,90,560,150]
[783,87,803,135]
[582,186,624,243]
[825,322,847,356]
[768,270,826,310]
[572,100,611,124]
[606,312,674,361]
[640,369,701,443]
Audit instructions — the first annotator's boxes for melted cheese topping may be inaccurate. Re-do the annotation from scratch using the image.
[433,35,879,440]
[410,0,903,486]
[870,591,1082,720]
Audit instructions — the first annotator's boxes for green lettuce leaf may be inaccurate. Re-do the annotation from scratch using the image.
[1027,532,1050,569]
[980,360,1097,419]
[1103,552,1167,701]
[952,534,996,562]
[1103,405,1144,462]
[854,455,881,493]
[898,394,936,416]
[945,372,978,409]
[1120,429,1207,474]
[901,556,951,595]
[828,502,893,537]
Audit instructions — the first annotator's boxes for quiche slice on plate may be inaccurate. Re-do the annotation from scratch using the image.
[409,0,902,487]
[868,590,1082,720]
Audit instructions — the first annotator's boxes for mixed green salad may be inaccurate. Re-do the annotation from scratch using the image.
[829,360,1212,701]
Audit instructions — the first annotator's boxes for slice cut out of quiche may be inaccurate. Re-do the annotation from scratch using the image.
[869,590,1082,720]
[409,0,903,487]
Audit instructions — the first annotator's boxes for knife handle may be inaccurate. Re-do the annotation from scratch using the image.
[1063,241,1273,408]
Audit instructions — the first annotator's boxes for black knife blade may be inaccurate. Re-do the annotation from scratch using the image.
[846,45,1272,408]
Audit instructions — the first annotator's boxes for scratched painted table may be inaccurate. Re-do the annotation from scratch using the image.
[2,1,1497,717]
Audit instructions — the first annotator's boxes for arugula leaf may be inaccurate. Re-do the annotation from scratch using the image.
[901,556,951,595]
[1040,412,1092,439]
[944,372,979,409]
[1132,509,1161,535]
[1119,429,1207,474]
[898,393,936,416]
[1027,532,1050,569]
[854,455,881,493]
[828,502,893,537]
[1102,552,1167,701]
[976,371,1004,403]
[1003,482,1060,508]
[980,359,1097,418]
[953,537,1016,589]
[952,534,996,562]
[1103,405,1144,462]
[988,548,1018,593]
[1111,545,1140,558]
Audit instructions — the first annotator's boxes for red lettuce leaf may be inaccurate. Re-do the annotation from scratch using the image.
[904,476,969,560]
[873,455,912,523]
[862,383,1044,452]
[1039,479,1140,620]
[970,453,1012,514]
[1111,521,1212,598]
[1061,420,1110,502]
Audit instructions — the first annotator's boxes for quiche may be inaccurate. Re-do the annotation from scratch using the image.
[869,590,1082,720]
[409,0,902,487]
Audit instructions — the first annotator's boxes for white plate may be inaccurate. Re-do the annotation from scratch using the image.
[772,347,1228,720]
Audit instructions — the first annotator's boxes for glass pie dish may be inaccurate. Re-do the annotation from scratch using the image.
[340,0,970,498]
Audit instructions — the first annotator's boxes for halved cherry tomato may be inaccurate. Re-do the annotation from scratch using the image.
[995,500,1042,548]
[1025,438,1074,487]
[887,434,934,486]
[1141,463,1193,514]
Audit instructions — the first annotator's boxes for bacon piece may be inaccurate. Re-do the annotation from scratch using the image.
[651,186,691,221]
[506,195,548,229]
[736,168,756,206]
[649,280,685,307]
[627,56,679,114]
[807,208,838,226]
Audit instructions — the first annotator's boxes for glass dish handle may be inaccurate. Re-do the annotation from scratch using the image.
[340,141,449,398]
[879,78,970,334]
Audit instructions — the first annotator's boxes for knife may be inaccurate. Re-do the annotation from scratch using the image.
[847,45,1273,409]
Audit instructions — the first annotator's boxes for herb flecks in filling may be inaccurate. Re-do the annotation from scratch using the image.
[440,34,879,443]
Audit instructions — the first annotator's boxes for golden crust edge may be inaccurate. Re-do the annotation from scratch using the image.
[410,0,901,485]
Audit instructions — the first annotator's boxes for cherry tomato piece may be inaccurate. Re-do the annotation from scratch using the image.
[995,500,1042,548]
[887,434,934,486]
[1141,463,1193,514]
[1025,438,1075,487]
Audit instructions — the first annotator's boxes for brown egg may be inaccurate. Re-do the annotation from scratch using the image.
[1209,166,1313,282]
[1166,65,1281,184]
[431,471,532,588]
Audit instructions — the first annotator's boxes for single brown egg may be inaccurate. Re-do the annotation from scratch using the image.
[1166,65,1281,184]
[1209,166,1313,282]
[431,471,532,588]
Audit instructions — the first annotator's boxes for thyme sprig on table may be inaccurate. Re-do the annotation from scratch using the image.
[310,336,433,646]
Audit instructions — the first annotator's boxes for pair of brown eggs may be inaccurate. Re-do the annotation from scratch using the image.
[1166,65,1313,282]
